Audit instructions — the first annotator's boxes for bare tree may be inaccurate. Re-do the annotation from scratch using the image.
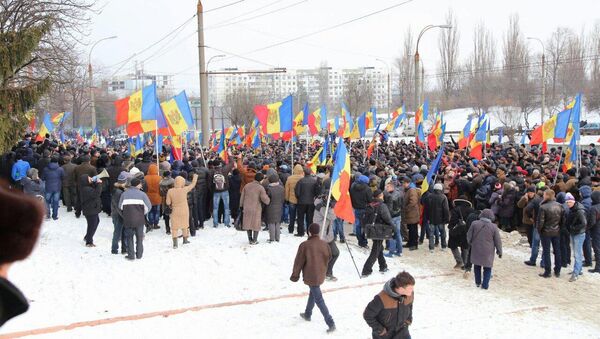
[587,22,600,112]
[395,27,414,111]
[438,9,460,107]
[343,73,373,117]
[318,61,330,108]
[547,27,573,106]
[465,22,497,116]
[558,31,586,104]
[224,88,267,127]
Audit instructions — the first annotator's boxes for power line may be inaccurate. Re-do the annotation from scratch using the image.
[205,0,308,31]
[204,0,246,13]
[204,0,287,29]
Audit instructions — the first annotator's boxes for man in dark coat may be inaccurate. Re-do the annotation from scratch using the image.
[588,191,600,274]
[384,178,403,257]
[294,167,320,237]
[467,209,502,289]
[193,161,211,228]
[448,197,475,269]
[41,157,64,220]
[80,174,103,246]
[73,155,97,218]
[61,154,77,212]
[350,174,373,248]
[537,189,565,278]
[111,171,129,254]
[364,271,415,339]
[362,190,393,277]
[423,183,450,251]
[291,223,335,333]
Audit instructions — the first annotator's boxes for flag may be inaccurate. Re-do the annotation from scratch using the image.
[562,93,582,170]
[29,116,36,131]
[320,137,329,164]
[254,95,293,135]
[171,136,182,161]
[51,112,71,125]
[458,118,473,149]
[520,132,527,145]
[161,91,194,136]
[330,138,354,223]
[301,102,310,126]
[308,105,327,135]
[421,145,444,194]
[357,112,367,138]
[36,113,54,142]
[415,99,428,146]
[385,105,406,132]
[367,140,376,158]
[217,123,228,164]
[293,110,305,136]
[309,148,323,173]
[427,112,443,151]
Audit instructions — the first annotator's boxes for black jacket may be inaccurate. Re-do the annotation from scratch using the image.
[566,202,587,235]
[371,199,394,227]
[384,189,403,218]
[588,191,600,231]
[424,190,449,225]
[111,186,125,223]
[294,175,320,205]
[106,156,125,193]
[0,277,29,328]
[538,199,565,237]
[364,278,413,339]
[79,174,103,216]
[350,182,373,210]
[448,199,474,249]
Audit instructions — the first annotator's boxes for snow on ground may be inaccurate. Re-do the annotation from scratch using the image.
[1,206,600,339]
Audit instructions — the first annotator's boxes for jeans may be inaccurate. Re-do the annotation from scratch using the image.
[288,203,297,233]
[282,202,289,224]
[407,224,419,248]
[428,224,446,250]
[541,235,562,275]
[212,191,230,227]
[387,216,403,255]
[45,191,60,219]
[327,242,339,276]
[148,205,160,225]
[529,227,542,265]
[111,216,126,254]
[84,214,100,245]
[474,265,492,289]
[333,218,345,241]
[583,230,592,265]
[124,224,144,259]
[354,209,367,247]
[571,233,585,276]
[296,204,314,236]
[305,286,334,327]
[362,240,387,275]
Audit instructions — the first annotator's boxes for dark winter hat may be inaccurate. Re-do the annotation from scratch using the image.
[117,171,131,183]
[526,185,536,193]
[373,189,383,197]
[130,177,141,187]
[268,174,279,183]
[255,172,264,182]
[308,223,320,235]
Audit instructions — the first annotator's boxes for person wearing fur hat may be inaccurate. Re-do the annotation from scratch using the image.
[467,209,502,289]
[111,171,130,254]
[291,223,336,334]
[0,187,44,328]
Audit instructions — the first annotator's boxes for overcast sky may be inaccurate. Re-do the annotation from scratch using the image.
[89,0,600,96]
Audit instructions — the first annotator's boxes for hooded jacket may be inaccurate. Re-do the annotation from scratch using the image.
[363,278,414,339]
[119,186,151,228]
[350,176,373,210]
[79,174,102,216]
[11,159,30,182]
[144,164,162,206]
[41,162,64,193]
[166,175,197,229]
[284,164,304,204]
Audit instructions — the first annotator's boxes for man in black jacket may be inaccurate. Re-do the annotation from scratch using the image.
[565,193,587,281]
[588,190,600,274]
[424,183,450,252]
[364,271,415,339]
[350,174,373,248]
[537,189,565,278]
[119,177,151,260]
[361,190,393,277]
[294,167,320,237]
[383,178,403,257]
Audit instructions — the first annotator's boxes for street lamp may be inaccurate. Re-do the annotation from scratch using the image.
[206,54,226,130]
[88,35,117,130]
[414,25,452,113]
[376,58,392,121]
[527,37,546,125]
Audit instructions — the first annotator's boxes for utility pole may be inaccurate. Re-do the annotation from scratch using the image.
[197,1,209,146]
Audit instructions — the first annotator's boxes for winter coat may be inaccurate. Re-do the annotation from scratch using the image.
[498,188,517,219]
[537,199,565,237]
[284,164,304,204]
[159,177,175,208]
[106,156,125,193]
[119,187,151,228]
[566,202,587,235]
[35,156,50,174]
[517,195,534,225]
[228,173,242,213]
[363,278,414,339]
[579,185,592,211]
[384,189,403,218]
[111,185,125,223]
[424,190,449,225]
[166,175,198,229]
[240,180,270,231]
[291,235,331,286]
[22,177,44,197]
[350,179,373,210]
[264,182,285,224]
[237,158,257,193]
[61,160,77,187]
[467,209,502,268]
[73,162,97,190]
[11,159,30,182]
[144,164,162,206]
[489,189,503,216]
[448,199,474,249]
[313,198,334,243]
[41,163,64,193]
[0,277,29,328]
[135,160,152,175]
[211,161,235,192]
[588,191,600,231]
[79,174,102,216]
[295,175,319,205]
[194,166,210,194]
[402,186,421,225]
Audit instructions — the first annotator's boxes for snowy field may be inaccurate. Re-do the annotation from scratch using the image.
[1,206,600,339]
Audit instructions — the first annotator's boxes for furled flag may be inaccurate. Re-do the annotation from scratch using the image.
[562,93,582,171]
[35,113,54,142]
[254,95,293,135]
[161,91,194,136]
[330,138,354,223]
[458,117,473,149]
[415,99,428,146]
[308,105,327,135]
[421,144,444,194]
[309,147,323,173]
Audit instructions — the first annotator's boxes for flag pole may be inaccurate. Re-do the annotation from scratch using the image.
[155,120,160,167]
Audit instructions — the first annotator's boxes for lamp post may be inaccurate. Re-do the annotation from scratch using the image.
[88,36,117,130]
[414,25,452,112]
[527,37,546,125]
[376,58,391,120]
[206,54,226,131]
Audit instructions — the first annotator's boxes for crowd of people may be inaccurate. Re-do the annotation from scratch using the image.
[2,130,600,336]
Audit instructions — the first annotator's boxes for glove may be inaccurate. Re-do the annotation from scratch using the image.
[497,252,502,259]
[290,275,299,282]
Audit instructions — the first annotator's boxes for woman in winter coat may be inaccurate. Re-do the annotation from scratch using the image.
[240,172,270,245]
[264,173,285,242]
[144,163,162,230]
[80,174,103,247]
[498,182,517,231]
[448,197,475,269]
[166,173,198,248]
[488,183,503,218]
[467,209,502,289]
[22,168,45,199]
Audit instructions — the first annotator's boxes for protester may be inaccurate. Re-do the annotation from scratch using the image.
[295,167,320,237]
[166,173,198,248]
[80,174,103,247]
[264,173,285,242]
[159,171,175,234]
[361,189,393,277]
[538,189,565,278]
[313,190,340,281]
[240,172,271,245]
[111,171,129,254]
[290,223,335,334]
[467,209,502,289]
[350,174,373,248]
[61,154,77,212]
[383,178,403,257]
[119,177,151,260]
[564,193,587,281]
[423,183,450,252]
[285,164,304,234]
[41,156,64,220]
[144,163,162,231]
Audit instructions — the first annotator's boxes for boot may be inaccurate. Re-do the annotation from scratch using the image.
[183,237,190,245]
[153,223,160,230]
[172,238,178,249]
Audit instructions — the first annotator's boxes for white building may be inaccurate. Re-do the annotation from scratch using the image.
[107,71,174,98]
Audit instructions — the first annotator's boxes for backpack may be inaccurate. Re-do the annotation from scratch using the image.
[363,201,394,240]
[213,173,225,190]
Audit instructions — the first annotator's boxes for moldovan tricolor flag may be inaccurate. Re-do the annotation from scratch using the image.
[36,112,55,142]
[115,83,170,136]
[308,105,327,136]
[254,95,293,135]
[161,91,194,136]
[421,144,444,194]
[331,138,354,223]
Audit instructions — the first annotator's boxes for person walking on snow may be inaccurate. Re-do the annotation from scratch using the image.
[467,209,502,289]
[291,223,336,333]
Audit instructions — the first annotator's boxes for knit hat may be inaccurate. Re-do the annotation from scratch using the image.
[308,223,320,235]
[130,177,141,188]
[129,167,140,175]
[526,185,536,193]
[117,171,130,183]
[255,172,264,182]
[565,193,575,201]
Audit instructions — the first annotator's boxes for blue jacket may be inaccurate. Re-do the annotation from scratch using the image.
[11,160,30,182]
[41,163,64,193]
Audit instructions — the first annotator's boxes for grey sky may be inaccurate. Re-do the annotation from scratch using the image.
[89,0,600,96]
